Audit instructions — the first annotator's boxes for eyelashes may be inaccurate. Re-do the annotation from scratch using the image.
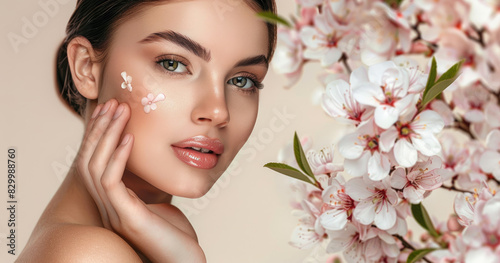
[154,55,264,94]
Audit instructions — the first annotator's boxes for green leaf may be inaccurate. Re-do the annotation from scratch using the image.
[263,162,314,185]
[407,248,439,263]
[411,203,439,238]
[293,132,315,180]
[384,0,404,7]
[256,11,292,28]
[420,59,464,109]
[422,57,437,99]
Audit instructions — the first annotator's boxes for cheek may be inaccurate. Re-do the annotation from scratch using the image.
[226,94,259,152]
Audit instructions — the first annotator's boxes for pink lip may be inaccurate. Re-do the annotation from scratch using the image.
[171,136,224,169]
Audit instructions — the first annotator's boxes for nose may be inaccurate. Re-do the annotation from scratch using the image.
[191,81,230,128]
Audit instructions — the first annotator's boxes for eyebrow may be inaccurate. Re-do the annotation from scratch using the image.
[138,30,268,69]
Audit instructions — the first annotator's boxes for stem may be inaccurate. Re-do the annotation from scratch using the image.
[340,53,352,75]
[395,235,432,263]
[452,118,474,139]
[468,26,486,48]
[440,184,474,194]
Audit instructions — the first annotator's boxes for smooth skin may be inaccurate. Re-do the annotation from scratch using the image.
[17,0,269,262]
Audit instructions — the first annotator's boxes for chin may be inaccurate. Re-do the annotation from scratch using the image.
[169,178,216,199]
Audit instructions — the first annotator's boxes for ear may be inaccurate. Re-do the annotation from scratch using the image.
[66,36,101,100]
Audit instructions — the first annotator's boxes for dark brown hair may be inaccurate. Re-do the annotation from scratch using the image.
[56,0,277,117]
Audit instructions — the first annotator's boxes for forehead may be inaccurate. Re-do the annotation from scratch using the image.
[110,0,269,61]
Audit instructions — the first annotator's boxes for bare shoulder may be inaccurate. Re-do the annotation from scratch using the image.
[147,203,198,242]
[17,224,142,263]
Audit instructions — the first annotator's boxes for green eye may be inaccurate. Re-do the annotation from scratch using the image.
[229,76,254,89]
[159,59,188,73]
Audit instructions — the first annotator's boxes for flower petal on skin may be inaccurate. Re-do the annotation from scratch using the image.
[150,103,157,111]
[394,139,417,167]
[141,97,149,106]
[154,93,166,102]
[147,93,154,101]
[144,105,151,114]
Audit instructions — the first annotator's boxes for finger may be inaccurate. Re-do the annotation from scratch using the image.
[87,102,132,226]
[88,102,131,179]
[99,134,149,229]
[76,99,119,229]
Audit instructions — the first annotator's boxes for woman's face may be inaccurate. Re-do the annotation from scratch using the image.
[96,0,269,198]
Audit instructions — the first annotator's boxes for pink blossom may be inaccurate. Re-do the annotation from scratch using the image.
[326,220,401,262]
[452,83,494,123]
[391,156,445,204]
[289,200,326,249]
[306,145,343,176]
[346,177,398,230]
[299,4,348,67]
[319,176,355,230]
[338,119,391,180]
[479,129,500,180]
[379,108,444,167]
[321,78,370,125]
[141,93,165,113]
[352,61,415,129]
[271,27,305,89]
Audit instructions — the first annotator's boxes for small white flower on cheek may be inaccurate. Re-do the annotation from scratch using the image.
[141,93,166,113]
[121,71,133,92]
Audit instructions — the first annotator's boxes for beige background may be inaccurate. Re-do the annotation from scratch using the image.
[0,1,454,262]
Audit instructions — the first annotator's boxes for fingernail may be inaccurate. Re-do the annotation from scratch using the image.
[91,104,102,119]
[100,101,111,116]
[121,134,131,145]
[113,104,124,120]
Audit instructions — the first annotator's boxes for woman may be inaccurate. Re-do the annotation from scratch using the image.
[17,0,277,262]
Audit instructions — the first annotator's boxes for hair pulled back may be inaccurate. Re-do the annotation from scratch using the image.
[56,0,277,117]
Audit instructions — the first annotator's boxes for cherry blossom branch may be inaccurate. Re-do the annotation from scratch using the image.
[410,20,438,55]
[395,235,432,263]
[451,119,474,139]
[340,53,352,75]
[468,26,486,48]
[440,184,474,194]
